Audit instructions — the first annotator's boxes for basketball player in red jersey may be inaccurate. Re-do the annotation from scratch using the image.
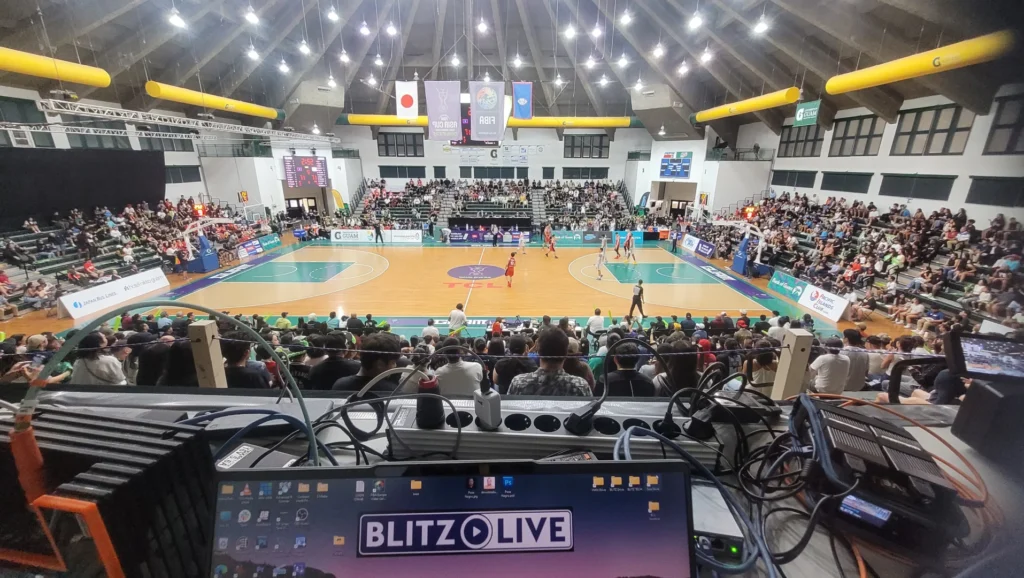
[545,235,559,258]
[505,252,517,287]
[613,232,622,259]
[624,230,638,264]
[543,224,552,246]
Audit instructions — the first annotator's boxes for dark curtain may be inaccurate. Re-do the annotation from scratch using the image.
[0,148,165,229]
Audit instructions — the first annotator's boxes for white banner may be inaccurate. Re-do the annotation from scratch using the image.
[796,284,850,322]
[682,234,699,252]
[330,229,422,244]
[58,268,169,319]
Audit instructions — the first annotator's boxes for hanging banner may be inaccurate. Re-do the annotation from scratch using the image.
[424,80,461,141]
[793,100,821,127]
[469,80,504,141]
[395,81,419,119]
[512,82,533,119]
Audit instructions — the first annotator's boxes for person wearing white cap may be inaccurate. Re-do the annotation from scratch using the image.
[737,310,751,329]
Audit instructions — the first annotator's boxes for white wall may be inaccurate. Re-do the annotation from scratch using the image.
[633,138,708,207]
[335,125,653,188]
[736,122,780,152]
[711,161,773,212]
[743,84,1024,221]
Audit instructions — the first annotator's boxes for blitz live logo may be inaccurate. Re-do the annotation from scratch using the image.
[358,510,573,557]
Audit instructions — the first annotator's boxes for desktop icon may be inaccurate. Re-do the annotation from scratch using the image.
[317,482,329,492]
[592,476,605,488]
[294,536,306,549]
[240,484,252,497]
[648,501,660,513]
[221,484,234,495]
[373,480,385,493]
[237,509,251,523]
[217,537,228,550]
[502,476,514,489]
[255,536,268,550]
[297,483,310,493]
[355,481,365,493]
[295,508,309,522]
[610,476,623,488]
[647,475,660,487]
[466,478,477,490]
[257,510,270,523]
[259,482,273,496]
[293,562,306,577]
[483,476,496,490]
[629,476,641,487]
[214,564,228,575]
[235,536,249,551]
[410,480,422,490]
[219,511,231,522]
[278,481,292,495]
[333,535,346,546]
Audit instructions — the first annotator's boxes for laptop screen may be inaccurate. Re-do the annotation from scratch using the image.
[210,460,694,578]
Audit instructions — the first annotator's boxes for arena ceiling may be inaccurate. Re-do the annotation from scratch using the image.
[0,0,1020,136]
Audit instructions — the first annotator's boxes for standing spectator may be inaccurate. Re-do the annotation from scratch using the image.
[842,330,870,392]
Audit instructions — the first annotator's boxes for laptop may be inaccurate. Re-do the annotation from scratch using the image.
[210,460,696,577]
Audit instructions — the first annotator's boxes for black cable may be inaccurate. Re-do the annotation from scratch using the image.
[762,480,860,565]
[830,531,851,578]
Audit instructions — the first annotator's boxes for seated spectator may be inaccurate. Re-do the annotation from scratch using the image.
[221,332,271,388]
[274,312,292,330]
[332,332,403,393]
[434,337,485,396]
[71,332,127,385]
[308,333,360,390]
[594,342,656,397]
[493,335,537,394]
[808,338,851,394]
[508,328,592,396]
[157,341,199,386]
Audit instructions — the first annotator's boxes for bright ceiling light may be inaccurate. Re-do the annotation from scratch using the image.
[617,53,628,68]
[244,6,259,24]
[484,72,491,82]
[299,40,311,55]
[564,25,576,39]
[311,123,320,135]
[477,18,488,33]
[688,12,703,30]
[677,61,689,76]
[386,22,397,36]
[652,43,664,58]
[278,59,290,73]
[512,53,522,68]
[366,74,376,86]
[246,45,259,60]
[598,75,609,87]
[327,6,339,21]
[339,49,350,63]
[554,74,564,86]
[620,10,631,25]
[327,75,336,88]
[753,17,769,34]
[591,25,602,37]
[374,53,383,66]
[451,53,460,66]
[700,48,713,63]
[359,21,370,35]
[634,78,643,90]
[585,56,595,69]
[167,8,186,28]
[658,125,666,136]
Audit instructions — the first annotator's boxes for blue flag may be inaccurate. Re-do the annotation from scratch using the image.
[513,82,533,119]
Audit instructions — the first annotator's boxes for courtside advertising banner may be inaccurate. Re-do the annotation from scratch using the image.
[330,229,423,244]
[58,268,169,319]
[469,81,504,141]
[768,271,849,322]
[425,81,461,140]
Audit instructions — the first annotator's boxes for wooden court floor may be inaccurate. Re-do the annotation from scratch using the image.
[4,237,900,336]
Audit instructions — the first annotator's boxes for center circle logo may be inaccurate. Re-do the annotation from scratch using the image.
[475,86,498,110]
[448,265,505,280]
[460,514,492,549]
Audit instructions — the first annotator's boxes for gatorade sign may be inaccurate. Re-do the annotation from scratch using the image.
[793,100,820,127]
[359,510,573,556]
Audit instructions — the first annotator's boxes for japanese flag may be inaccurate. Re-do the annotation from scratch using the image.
[396,81,418,119]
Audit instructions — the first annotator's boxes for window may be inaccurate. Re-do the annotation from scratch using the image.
[821,172,872,194]
[770,170,817,188]
[778,123,824,158]
[331,147,360,158]
[377,132,424,157]
[433,166,446,179]
[473,166,516,179]
[878,174,956,201]
[460,166,472,178]
[0,96,54,147]
[562,167,609,180]
[564,134,610,158]
[138,124,195,152]
[627,150,652,160]
[379,166,426,179]
[165,166,202,184]
[965,177,1024,207]
[542,167,555,180]
[891,104,974,156]
[984,95,1024,155]
[829,116,885,157]
[63,114,130,149]
[516,167,529,179]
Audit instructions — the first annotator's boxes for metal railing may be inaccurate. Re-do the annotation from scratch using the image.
[706,147,775,161]
[197,142,272,157]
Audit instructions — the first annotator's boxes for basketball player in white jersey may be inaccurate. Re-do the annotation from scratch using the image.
[518,231,527,254]
[595,235,608,280]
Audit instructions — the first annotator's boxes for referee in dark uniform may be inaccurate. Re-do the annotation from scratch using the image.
[629,279,646,319]
[373,221,384,244]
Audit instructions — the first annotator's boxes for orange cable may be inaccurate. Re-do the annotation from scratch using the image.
[850,540,868,578]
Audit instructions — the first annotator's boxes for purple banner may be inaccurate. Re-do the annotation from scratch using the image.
[448,230,530,245]
[425,81,462,141]
[695,240,715,258]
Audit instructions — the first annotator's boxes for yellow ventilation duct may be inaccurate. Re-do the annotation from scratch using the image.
[0,47,110,87]
[145,81,285,120]
[336,114,644,128]
[690,87,801,124]
[826,30,1016,95]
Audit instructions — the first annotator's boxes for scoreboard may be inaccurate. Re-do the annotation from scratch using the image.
[659,152,692,178]
[283,156,328,187]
